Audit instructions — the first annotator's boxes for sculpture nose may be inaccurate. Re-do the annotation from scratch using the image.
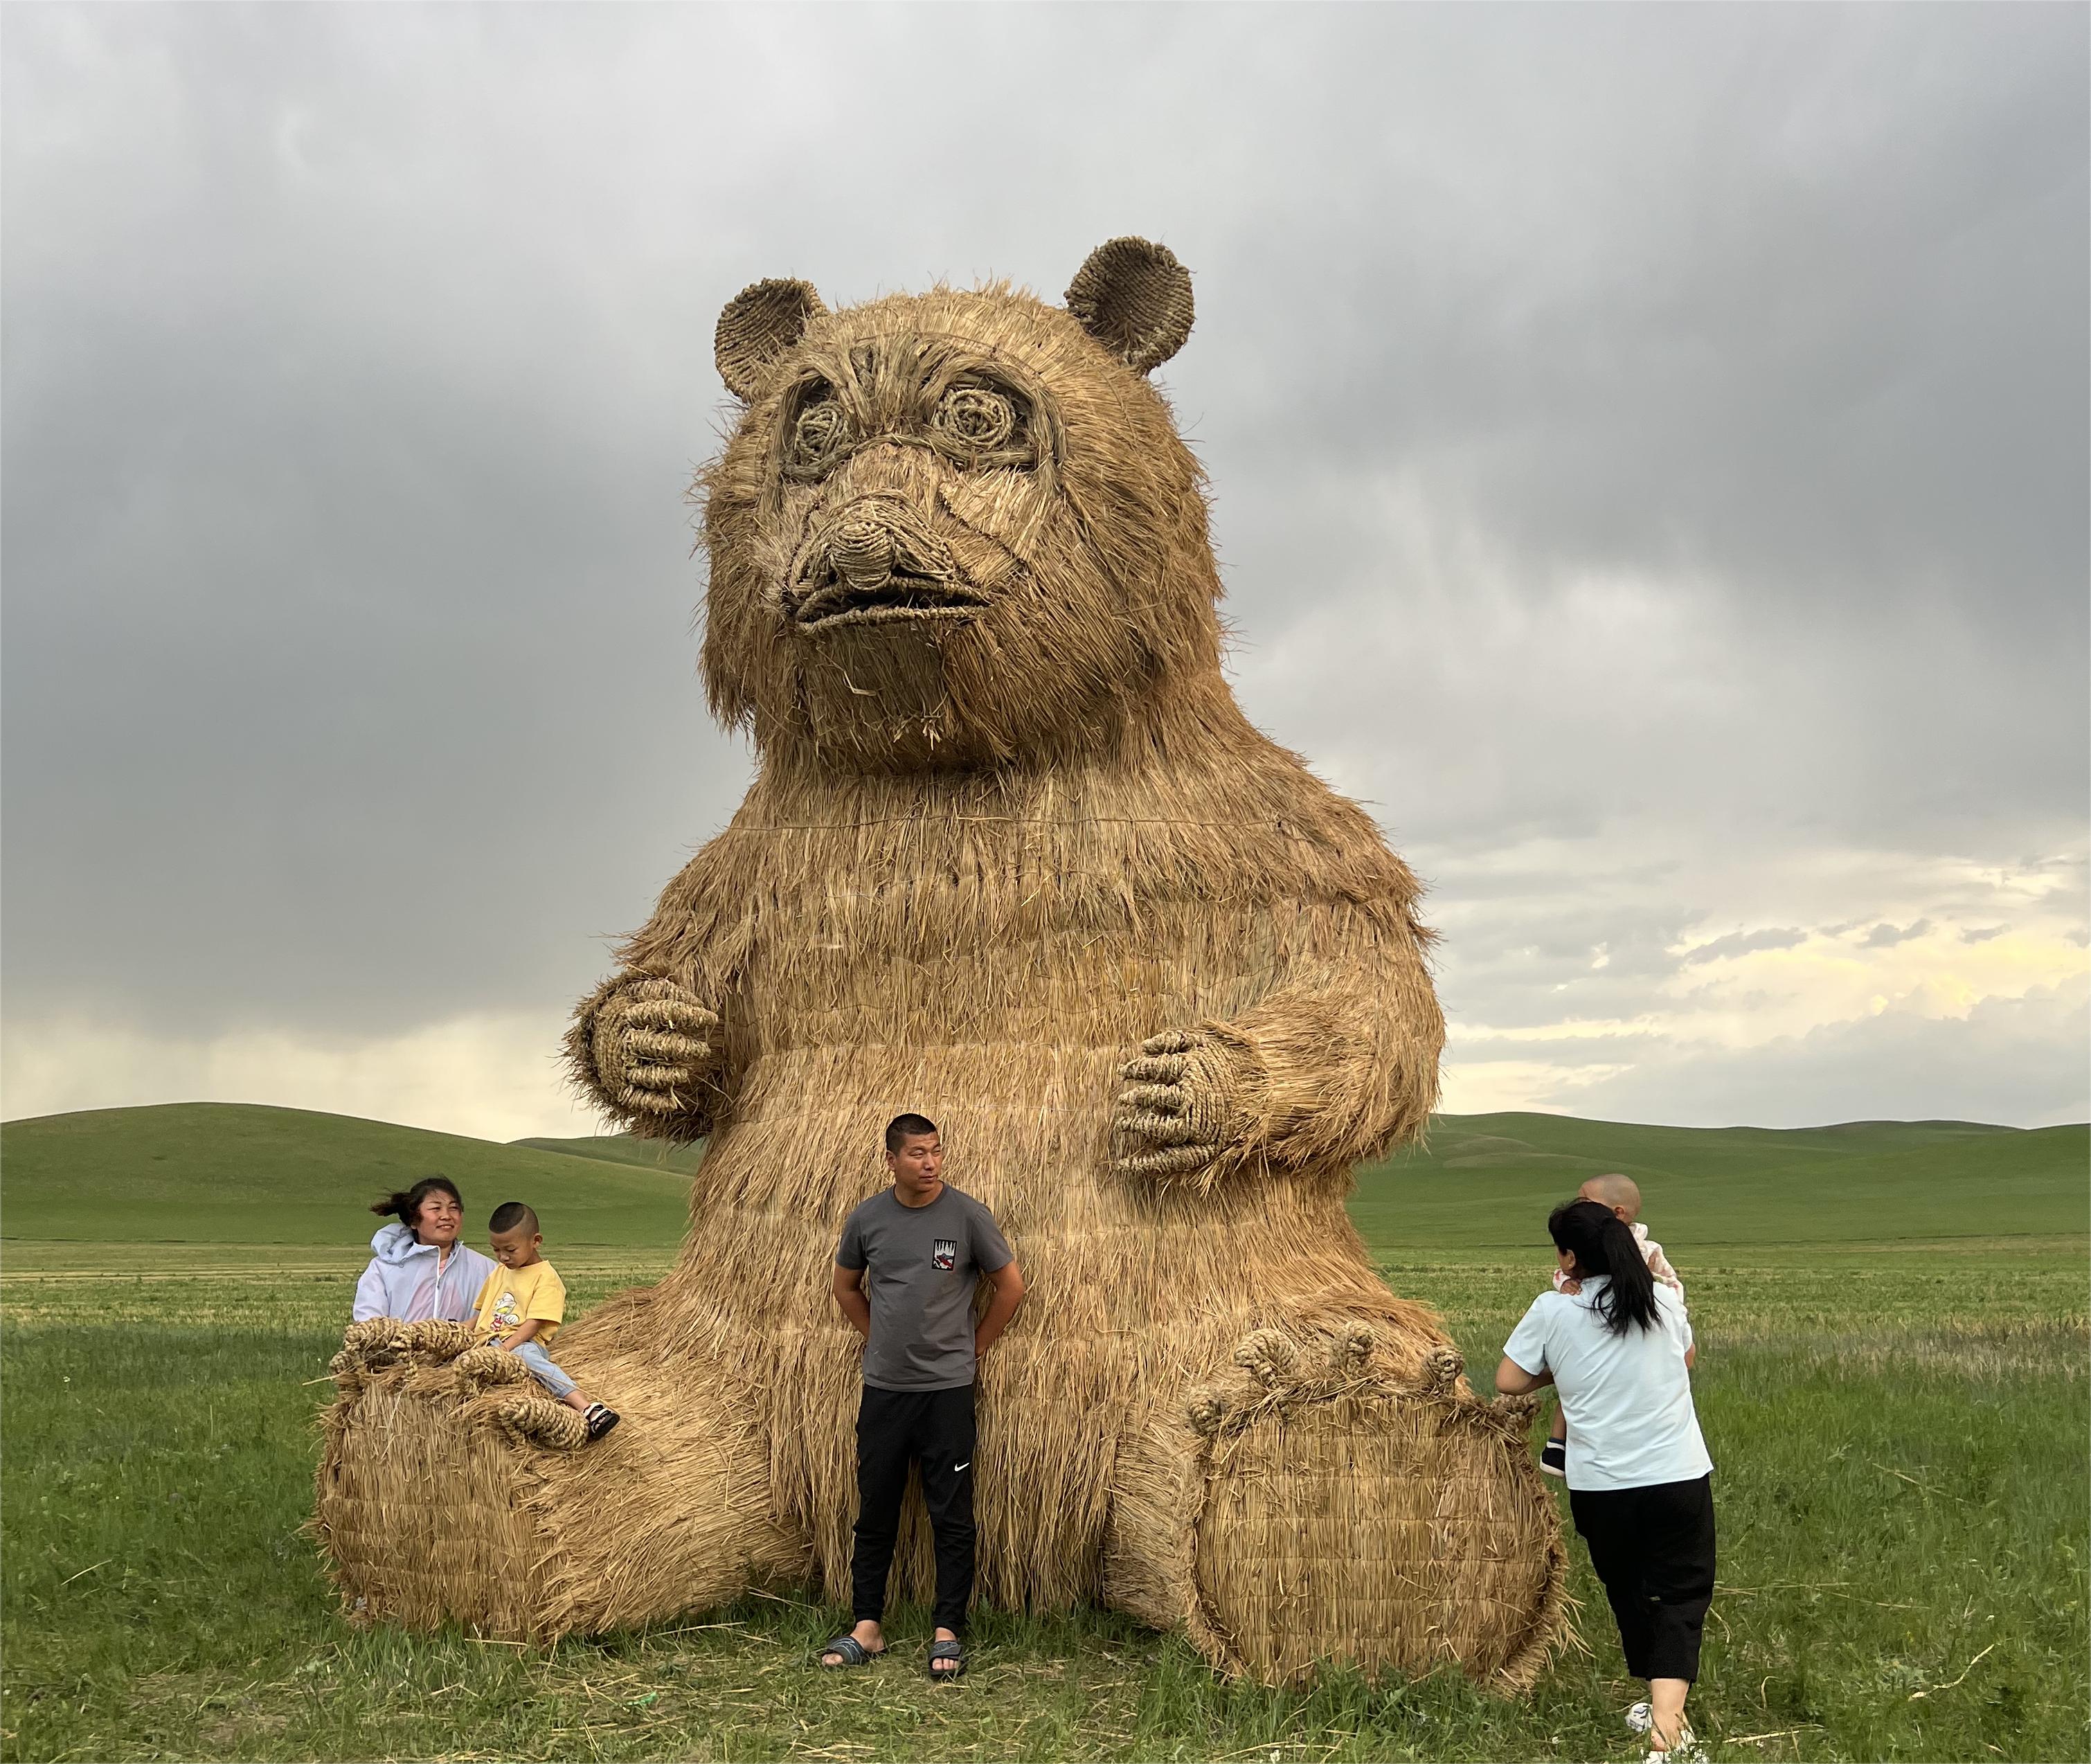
[820,494,953,587]
[830,509,899,588]
[786,492,973,628]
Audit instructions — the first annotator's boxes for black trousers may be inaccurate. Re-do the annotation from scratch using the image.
[1568,1474,1717,1684]
[851,1383,976,1632]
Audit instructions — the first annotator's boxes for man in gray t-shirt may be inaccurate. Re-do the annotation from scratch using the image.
[820,1114,1024,1680]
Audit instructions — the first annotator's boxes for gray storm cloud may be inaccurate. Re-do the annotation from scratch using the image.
[4,3,2084,1131]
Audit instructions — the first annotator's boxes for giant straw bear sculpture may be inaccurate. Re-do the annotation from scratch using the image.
[316,239,1565,1688]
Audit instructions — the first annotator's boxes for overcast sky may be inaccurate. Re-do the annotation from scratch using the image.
[6,2,2085,1141]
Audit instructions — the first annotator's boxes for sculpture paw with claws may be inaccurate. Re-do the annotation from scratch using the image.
[574,975,723,1128]
[1111,1027,1258,1185]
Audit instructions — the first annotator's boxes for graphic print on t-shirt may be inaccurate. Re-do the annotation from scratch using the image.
[932,1239,958,1271]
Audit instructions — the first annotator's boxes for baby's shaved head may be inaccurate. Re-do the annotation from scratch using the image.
[1578,1173,1641,1221]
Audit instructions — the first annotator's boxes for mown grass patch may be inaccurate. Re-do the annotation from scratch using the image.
[3,1241,2085,1761]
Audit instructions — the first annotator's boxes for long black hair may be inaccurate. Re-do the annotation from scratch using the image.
[371,1176,462,1241]
[1548,1198,1661,1335]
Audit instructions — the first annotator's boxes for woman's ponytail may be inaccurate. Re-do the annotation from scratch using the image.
[1547,1198,1661,1335]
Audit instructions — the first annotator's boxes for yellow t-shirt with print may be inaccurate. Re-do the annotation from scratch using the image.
[470,1259,567,1346]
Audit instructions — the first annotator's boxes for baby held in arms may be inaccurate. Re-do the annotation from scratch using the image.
[1541,1173,1683,1479]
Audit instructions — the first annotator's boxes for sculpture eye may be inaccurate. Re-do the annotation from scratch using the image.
[784,381,849,477]
[932,379,1030,462]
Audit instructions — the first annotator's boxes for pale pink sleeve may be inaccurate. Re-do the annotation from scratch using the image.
[1642,1234,1684,1298]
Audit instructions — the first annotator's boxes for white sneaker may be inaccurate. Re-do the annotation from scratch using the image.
[1641,1720,1706,1764]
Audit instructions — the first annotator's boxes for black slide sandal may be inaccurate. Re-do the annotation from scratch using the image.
[816,1635,885,1668]
[927,1639,966,1681]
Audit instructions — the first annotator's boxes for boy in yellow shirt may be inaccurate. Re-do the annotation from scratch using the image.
[471,1201,620,1442]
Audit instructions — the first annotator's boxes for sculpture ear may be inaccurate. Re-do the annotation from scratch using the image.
[1065,237,1194,375]
[715,278,826,401]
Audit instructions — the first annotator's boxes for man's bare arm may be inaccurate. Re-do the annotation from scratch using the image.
[975,1261,1025,1357]
[832,1264,871,1340]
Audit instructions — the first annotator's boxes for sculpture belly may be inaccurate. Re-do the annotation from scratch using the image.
[666,1016,1397,1610]
[682,1025,1383,1341]
[643,890,1410,1604]
[658,1041,1095,1606]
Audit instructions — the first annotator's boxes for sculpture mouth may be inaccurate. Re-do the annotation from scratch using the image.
[787,571,987,631]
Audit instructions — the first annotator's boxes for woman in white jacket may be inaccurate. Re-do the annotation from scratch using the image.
[351,1176,496,1324]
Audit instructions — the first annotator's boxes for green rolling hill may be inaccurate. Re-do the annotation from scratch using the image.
[1,1102,2081,1251]
[1359,1113,2088,1249]
[0,1104,693,1247]
[513,1134,706,1174]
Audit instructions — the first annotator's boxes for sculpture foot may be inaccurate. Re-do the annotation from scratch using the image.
[1106,1320,1567,1689]
[315,1311,806,1639]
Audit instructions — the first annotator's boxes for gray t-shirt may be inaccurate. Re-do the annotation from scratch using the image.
[836,1185,1014,1392]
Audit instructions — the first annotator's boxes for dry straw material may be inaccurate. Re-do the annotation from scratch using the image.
[315,237,1565,1689]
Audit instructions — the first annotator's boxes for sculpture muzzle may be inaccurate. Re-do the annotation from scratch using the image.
[787,494,981,631]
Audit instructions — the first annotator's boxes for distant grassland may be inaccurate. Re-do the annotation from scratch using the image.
[5,1102,2083,1252]
[0,1104,695,1247]
[1,1105,2086,1761]
[1365,1113,2088,1247]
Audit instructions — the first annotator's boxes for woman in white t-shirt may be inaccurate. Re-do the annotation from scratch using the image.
[1498,1198,1715,1763]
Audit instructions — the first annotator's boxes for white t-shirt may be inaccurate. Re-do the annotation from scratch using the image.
[1503,1276,1712,1493]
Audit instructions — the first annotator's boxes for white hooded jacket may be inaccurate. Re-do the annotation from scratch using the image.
[351,1223,497,1324]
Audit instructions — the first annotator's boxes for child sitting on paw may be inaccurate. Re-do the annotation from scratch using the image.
[1540,1173,1682,1479]
[471,1201,621,1443]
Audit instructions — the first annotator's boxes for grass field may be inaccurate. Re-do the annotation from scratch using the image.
[3,1107,2087,1761]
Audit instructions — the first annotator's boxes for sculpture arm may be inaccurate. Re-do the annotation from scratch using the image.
[1112,917,1442,1187]
[564,838,754,1143]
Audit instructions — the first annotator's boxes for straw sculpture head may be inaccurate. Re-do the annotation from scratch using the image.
[314,237,1567,1690]
[702,241,1217,775]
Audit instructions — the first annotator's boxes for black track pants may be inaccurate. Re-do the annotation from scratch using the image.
[850,1383,976,1632]
[1569,1473,1717,1684]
